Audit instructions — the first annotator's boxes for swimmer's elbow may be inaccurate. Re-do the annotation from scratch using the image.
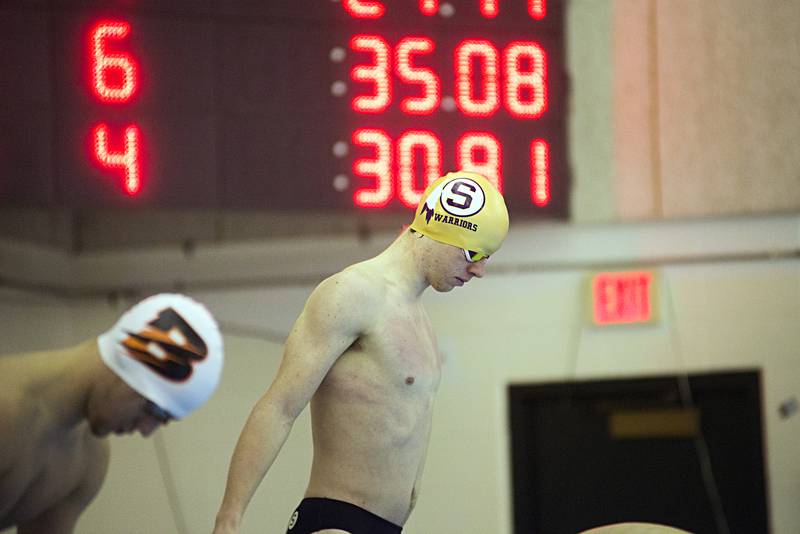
[255,388,306,425]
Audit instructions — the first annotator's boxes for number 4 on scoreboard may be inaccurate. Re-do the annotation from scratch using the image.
[91,124,142,196]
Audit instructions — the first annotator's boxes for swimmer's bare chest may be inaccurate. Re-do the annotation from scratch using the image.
[306,300,441,521]
[0,423,104,528]
[318,299,440,433]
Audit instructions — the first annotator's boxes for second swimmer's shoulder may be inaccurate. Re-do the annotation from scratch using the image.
[328,261,389,294]
[304,263,387,326]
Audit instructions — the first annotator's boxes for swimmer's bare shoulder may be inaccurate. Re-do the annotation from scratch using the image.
[285,263,384,364]
[0,353,42,434]
[306,262,386,328]
[265,265,383,418]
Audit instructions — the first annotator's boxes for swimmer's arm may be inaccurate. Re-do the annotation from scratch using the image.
[214,272,374,533]
[17,500,83,534]
[18,441,109,534]
[0,400,15,472]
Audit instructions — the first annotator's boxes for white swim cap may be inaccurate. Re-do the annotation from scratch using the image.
[97,293,224,419]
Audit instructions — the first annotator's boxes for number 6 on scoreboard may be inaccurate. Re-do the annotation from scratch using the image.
[89,20,139,103]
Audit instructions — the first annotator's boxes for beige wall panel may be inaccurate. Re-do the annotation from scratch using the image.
[568,0,616,222]
[613,0,658,219]
[657,0,800,217]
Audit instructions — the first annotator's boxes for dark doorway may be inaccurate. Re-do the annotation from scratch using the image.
[509,370,769,533]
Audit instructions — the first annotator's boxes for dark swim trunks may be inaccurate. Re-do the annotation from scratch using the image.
[285,497,403,534]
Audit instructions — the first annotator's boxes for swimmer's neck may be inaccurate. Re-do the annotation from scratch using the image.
[370,230,430,298]
[16,340,103,432]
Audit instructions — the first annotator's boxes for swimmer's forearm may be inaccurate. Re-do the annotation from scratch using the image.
[215,397,294,529]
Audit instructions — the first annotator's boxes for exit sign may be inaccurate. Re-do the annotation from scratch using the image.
[592,271,657,325]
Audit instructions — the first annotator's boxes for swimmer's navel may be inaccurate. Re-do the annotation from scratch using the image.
[405,376,415,385]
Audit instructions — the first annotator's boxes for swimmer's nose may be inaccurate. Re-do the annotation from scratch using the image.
[467,259,487,278]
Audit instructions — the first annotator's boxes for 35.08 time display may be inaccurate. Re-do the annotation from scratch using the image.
[340,0,561,212]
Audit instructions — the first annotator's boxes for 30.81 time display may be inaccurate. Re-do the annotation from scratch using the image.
[0,1,568,216]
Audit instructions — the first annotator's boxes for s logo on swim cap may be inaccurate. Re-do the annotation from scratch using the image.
[440,178,486,218]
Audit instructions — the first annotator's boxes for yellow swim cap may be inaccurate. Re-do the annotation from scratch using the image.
[409,171,509,259]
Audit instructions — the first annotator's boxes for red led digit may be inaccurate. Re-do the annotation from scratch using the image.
[530,138,550,206]
[353,128,393,207]
[480,0,499,18]
[529,0,546,20]
[504,41,547,118]
[479,0,546,19]
[397,131,442,208]
[343,0,385,18]
[396,37,440,115]
[455,40,500,117]
[89,20,138,103]
[420,0,438,15]
[351,35,392,114]
[456,132,502,192]
[92,124,142,195]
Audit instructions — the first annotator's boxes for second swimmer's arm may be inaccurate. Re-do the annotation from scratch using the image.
[213,272,374,533]
[213,388,298,532]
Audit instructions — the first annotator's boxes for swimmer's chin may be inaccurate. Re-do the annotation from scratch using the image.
[87,421,112,437]
[87,419,124,437]
[430,281,456,292]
